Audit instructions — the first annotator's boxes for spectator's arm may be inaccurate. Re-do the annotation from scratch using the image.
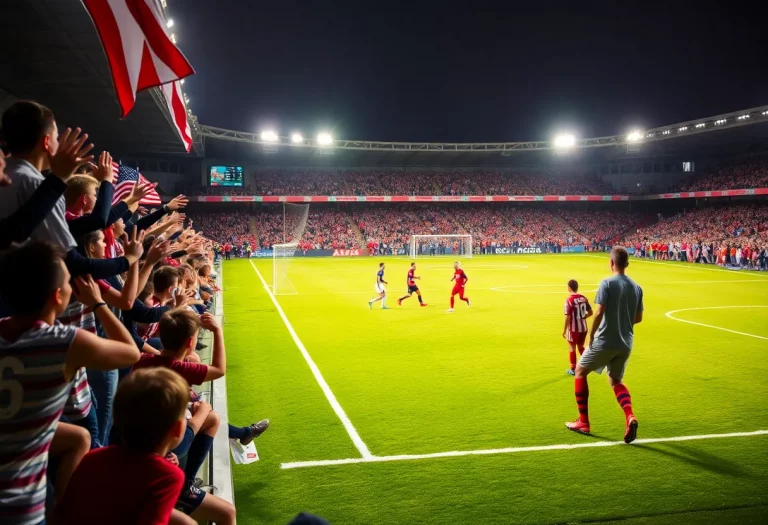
[65,249,130,279]
[125,206,167,235]
[106,200,130,228]
[0,174,67,248]
[201,314,226,381]
[66,182,115,236]
[65,325,140,380]
[130,299,170,323]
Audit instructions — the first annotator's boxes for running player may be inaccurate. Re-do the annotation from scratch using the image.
[563,279,592,376]
[566,247,643,444]
[447,261,470,312]
[368,262,389,309]
[398,262,427,307]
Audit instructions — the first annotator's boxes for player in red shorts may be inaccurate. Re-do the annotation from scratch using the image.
[447,261,470,312]
[398,262,427,307]
[563,279,593,376]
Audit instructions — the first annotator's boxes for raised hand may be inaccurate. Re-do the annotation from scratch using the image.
[48,127,95,180]
[93,151,114,182]
[145,236,172,265]
[122,228,146,263]
[167,194,189,211]
[199,312,220,332]
[72,275,103,307]
[126,179,157,205]
[0,155,10,187]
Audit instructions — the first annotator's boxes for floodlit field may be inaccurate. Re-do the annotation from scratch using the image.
[223,254,768,525]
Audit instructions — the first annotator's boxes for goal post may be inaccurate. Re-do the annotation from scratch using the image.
[272,203,310,295]
[409,234,473,258]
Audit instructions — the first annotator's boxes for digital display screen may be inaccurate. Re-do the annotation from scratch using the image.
[208,166,244,187]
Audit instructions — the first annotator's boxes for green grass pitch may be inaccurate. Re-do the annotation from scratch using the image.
[222,254,768,524]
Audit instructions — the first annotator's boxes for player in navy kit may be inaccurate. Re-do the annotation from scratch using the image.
[397,262,427,307]
[368,262,389,309]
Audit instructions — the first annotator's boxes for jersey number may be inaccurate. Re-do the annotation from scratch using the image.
[575,303,588,319]
[0,357,25,420]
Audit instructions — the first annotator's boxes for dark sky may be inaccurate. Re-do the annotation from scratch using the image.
[173,1,767,143]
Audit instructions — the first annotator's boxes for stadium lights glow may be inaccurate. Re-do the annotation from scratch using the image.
[626,130,643,142]
[763,111,768,116]
[260,130,279,142]
[715,118,727,125]
[170,33,177,43]
[166,18,174,28]
[553,134,576,149]
[317,132,333,146]
[678,126,688,132]
[180,79,185,85]
[695,123,705,128]
[646,132,655,138]
[291,132,304,144]
[662,130,671,135]
[737,114,750,120]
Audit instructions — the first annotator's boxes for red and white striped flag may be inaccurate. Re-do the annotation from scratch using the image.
[160,80,192,152]
[112,164,162,205]
[82,0,194,117]
[111,161,119,183]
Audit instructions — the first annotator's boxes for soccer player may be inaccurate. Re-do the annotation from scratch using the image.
[447,261,470,312]
[368,262,389,309]
[398,262,427,307]
[563,279,593,376]
[566,247,643,444]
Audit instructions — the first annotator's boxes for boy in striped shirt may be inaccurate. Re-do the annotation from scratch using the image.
[563,279,593,375]
[0,243,140,525]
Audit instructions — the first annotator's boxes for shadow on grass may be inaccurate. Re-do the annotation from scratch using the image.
[631,442,749,477]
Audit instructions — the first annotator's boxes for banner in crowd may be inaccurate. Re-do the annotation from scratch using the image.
[561,245,585,253]
[250,249,274,258]
[191,188,768,203]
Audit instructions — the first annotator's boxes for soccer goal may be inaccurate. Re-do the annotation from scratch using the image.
[272,203,310,295]
[409,234,473,258]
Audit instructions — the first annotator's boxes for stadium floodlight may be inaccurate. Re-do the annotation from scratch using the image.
[662,130,671,135]
[715,118,727,125]
[763,111,768,116]
[678,126,688,132]
[737,114,750,120]
[317,132,333,146]
[626,130,643,142]
[180,79,185,85]
[166,18,174,28]
[291,132,304,144]
[170,33,177,43]
[695,123,705,128]
[260,130,279,142]
[553,133,576,149]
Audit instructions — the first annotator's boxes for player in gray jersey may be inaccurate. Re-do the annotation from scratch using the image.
[566,247,643,443]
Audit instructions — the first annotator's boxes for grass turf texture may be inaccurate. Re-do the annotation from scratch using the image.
[223,254,768,524]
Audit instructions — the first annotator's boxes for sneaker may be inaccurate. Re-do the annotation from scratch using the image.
[420,303,428,307]
[397,299,402,306]
[240,419,270,446]
[368,301,373,310]
[624,416,638,444]
[467,299,471,307]
[446,308,454,313]
[565,419,591,434]
[382,306,389,310]
[566,369,575,376]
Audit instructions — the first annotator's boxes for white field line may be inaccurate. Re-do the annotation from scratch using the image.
[665,305,768,341]
[582,255,768,279]
[281,429,768,469]
[248,260,372,458]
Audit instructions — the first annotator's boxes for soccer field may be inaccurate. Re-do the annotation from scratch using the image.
[222,254,768,525]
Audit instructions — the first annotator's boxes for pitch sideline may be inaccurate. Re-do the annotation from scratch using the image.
[281,429,768,469]
[248,260,373,458]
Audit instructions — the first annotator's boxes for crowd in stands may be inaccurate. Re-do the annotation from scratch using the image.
[0,100,274,525]
[680,159,768,191]
[182,170,619,197]
[624,204,768,268]
[187,211,254,246]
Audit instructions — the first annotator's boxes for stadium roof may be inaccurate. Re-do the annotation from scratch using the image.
[0,0,197,157]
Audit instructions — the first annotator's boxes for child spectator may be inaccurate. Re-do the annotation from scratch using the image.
[0,242,140,524]
[55,368,189,525]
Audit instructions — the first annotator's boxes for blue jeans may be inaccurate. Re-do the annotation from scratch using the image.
[69,402,100,449]
[86,368,118,446]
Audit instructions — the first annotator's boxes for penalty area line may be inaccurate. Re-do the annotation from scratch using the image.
[280,429,768,469]
[249,260,373,459]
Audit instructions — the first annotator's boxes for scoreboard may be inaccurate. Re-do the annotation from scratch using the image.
[208,165,244,187]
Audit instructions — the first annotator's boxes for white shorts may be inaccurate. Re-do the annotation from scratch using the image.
[375,283,386,294]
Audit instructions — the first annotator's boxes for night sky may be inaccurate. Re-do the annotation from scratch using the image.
[173,1,768,143]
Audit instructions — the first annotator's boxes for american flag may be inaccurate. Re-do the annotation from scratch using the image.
[112,164,162,205]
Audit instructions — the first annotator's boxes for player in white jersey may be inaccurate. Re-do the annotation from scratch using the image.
[368,262,389,309]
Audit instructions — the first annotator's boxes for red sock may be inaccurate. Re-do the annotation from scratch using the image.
[569,350,576,370]
[575,377,589,423]
[613,383,634,418]
[462,297,470,303]
[450,296,455,308]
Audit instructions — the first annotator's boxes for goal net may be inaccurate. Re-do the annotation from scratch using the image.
[409,235,472,258]
[272,203,310,295]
